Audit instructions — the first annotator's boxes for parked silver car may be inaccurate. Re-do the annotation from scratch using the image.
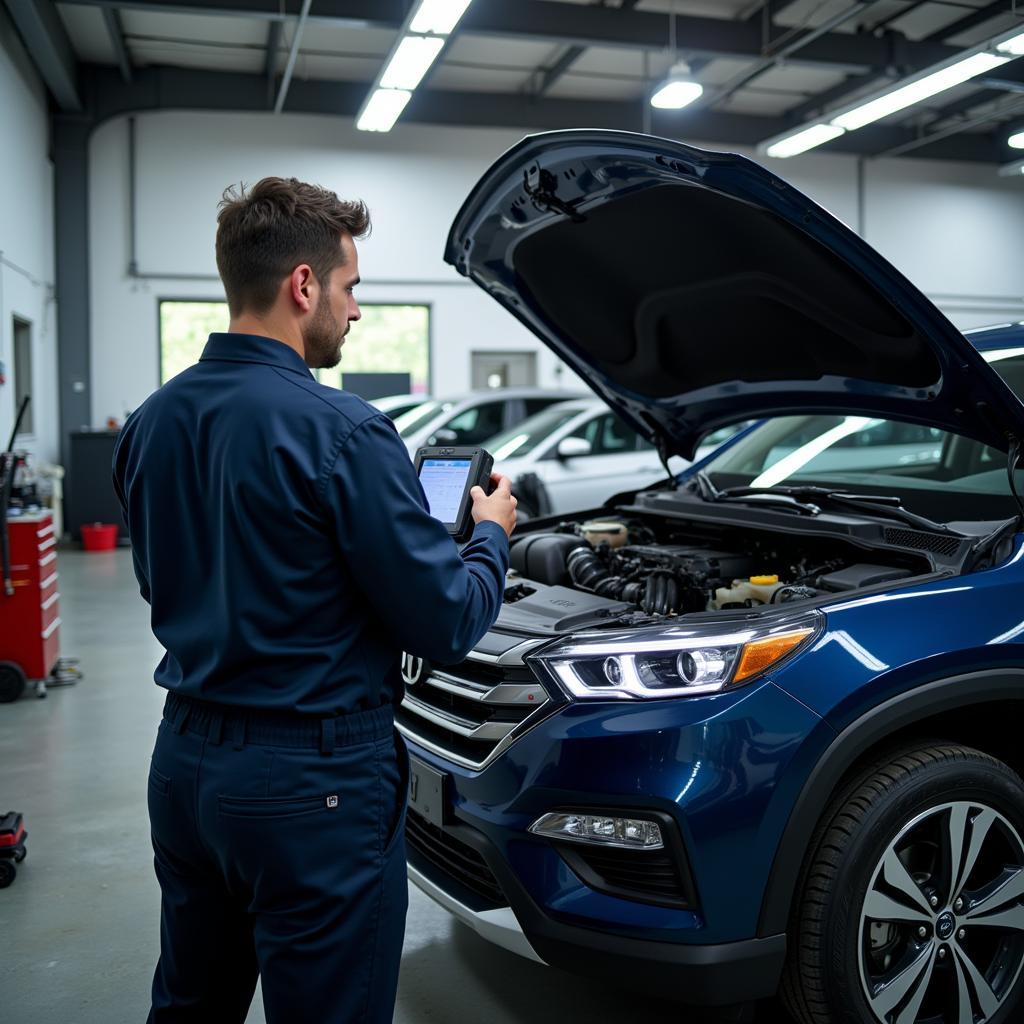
[394,387,582,455]
[486,399,742,516]
[369,393,432,421]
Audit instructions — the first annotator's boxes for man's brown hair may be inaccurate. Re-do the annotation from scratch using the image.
[215,177,370,317]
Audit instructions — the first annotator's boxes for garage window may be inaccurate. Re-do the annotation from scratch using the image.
[159,301,430,395]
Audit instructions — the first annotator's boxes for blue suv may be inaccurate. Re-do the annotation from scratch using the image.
[396,131,1024,1024]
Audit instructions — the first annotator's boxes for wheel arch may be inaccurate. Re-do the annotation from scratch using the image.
[758,668,1024,938]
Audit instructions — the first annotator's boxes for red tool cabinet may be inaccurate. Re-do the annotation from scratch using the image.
[0,512,61,680]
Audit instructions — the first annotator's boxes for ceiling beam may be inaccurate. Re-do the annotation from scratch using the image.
[102,7,132,82]
[264,20,280,108]
[923,0,1015,43]
[711,0,875,108]
[3,0,81,110]
[72,61,1005,164]
[272,0,310,113]
[537,45,584,96]
[56,0,965,72]
[536,0,640,98]
[779,0,1017,129]
[743,0,805,26]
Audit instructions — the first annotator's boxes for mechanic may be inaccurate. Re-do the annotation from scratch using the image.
[112,176,516,1024]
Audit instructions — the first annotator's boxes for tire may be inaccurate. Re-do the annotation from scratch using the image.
[781,744,1024,1024]
[0,861,15,888]
[0,661,26,704]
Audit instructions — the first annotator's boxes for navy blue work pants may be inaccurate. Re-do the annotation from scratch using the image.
[146,696,409,1024]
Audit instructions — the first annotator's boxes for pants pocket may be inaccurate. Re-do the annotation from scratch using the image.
[218,794,331,820]
[149,764,171,797]
[381,731,410,856]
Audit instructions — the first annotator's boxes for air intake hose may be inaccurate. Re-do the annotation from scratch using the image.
[567,547,648,609]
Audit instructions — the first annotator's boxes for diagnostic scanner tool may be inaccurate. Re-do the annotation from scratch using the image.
[414,446,494,543]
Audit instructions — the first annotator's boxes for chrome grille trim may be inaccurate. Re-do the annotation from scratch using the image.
[465,639,550,667]
[429,670,546,707]
[402,694,518,742]
[397,637,556,770]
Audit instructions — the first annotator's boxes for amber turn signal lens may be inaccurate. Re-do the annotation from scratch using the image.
[733,628,814,683]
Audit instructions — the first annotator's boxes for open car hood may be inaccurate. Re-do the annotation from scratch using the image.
[445,130,1024,459]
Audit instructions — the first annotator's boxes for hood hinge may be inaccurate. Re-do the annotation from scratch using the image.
[523,165,585,223]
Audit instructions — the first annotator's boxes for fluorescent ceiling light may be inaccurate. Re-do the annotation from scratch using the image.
[650,61,703,110]
[356,89,412,132]
[410,0,473,35]
[380,35,445,90]
[766,123,846,159]
[1009,130,1024,150]
[997,32,1024,56]
[832,52,1009,131]
[997,157,1024,177]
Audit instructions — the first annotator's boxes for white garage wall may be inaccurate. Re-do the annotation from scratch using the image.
[88,109,1024,427]
[0,11,59,461]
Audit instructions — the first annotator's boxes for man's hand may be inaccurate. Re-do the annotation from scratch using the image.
[471,473,517,538]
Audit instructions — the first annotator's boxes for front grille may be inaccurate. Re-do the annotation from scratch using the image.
[883,527,963,557]
[558,843,697,909]
[396,642,553,769]
[406,808,507,909]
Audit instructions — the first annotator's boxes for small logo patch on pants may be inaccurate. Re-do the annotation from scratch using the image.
[326,795,339,809]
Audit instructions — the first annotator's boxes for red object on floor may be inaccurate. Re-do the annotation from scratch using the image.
[81,522,118,551]
[0,512,61,679]
[0,820,25,847]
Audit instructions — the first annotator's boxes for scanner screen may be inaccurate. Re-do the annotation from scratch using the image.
[419,459,473,524]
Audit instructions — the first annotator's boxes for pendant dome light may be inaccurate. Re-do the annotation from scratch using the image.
[650,1,703,110]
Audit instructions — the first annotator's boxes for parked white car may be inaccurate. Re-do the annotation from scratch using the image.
[486,399,742,517]
[369,393,431,421]
[394,387,582,455]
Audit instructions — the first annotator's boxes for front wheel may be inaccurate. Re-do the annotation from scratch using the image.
[781,744,1024,1024]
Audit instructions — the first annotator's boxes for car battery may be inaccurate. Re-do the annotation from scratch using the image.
[0,512,61,680]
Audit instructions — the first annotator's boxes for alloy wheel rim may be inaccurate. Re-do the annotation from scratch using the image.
[857,800,1024,1024]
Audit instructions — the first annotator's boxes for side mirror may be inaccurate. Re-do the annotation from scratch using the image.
[556,437,592,459]
[431,428,458,445]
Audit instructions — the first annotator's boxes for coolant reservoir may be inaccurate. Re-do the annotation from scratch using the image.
[580,520,628,549]
[714,575,784,609]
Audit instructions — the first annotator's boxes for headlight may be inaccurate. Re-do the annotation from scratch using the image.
[528,611,820,700]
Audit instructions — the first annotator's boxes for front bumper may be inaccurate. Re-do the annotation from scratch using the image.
[400,664,828,1005]
[406,809,787,1005]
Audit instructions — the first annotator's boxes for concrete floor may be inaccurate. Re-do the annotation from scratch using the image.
[1,549,790,1023]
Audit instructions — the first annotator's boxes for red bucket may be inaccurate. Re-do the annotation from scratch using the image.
[81,522,119,551]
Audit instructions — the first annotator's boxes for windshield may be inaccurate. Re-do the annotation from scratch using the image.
[488,405,589,460]
[394,400,453,438]
[697,349,1024,523]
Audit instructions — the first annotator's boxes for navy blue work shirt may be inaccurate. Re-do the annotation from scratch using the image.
[112,332,509,715]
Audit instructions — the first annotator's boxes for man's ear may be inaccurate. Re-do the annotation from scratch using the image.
[290,265,316,313]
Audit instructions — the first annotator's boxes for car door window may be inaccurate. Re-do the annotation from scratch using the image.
[439,401,507,445]
[597,416,639,454]
[567,414,639,455]
[523,397,566,417]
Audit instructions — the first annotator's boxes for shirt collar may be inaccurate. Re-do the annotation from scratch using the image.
[200,333,313,377]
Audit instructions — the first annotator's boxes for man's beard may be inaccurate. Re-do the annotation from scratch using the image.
[303,293,347,370]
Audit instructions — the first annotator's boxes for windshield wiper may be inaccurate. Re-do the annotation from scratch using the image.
[714,484,960,536]
[692,472,821,515]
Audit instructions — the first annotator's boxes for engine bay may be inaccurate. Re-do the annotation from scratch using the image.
[503,512,938,632]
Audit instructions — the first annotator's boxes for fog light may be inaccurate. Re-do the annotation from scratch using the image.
[529,812,664,850]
